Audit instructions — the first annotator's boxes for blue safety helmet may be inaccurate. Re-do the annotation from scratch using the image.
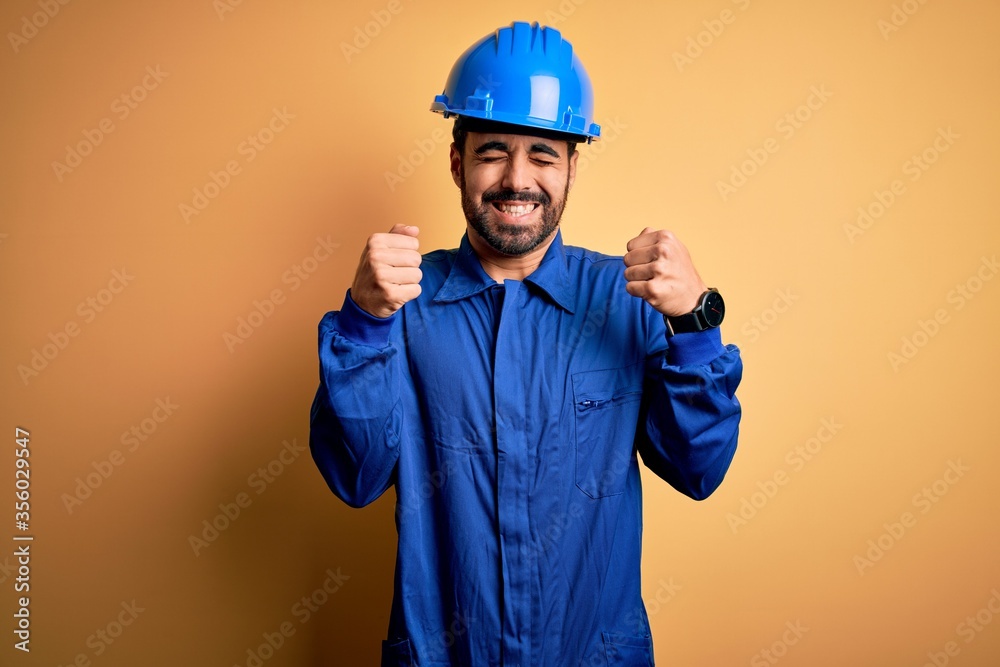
[430,21,601,143]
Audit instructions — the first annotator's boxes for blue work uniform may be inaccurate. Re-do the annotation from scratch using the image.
[310,230,743,666]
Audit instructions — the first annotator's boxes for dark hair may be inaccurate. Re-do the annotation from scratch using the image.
[451,116,578,158]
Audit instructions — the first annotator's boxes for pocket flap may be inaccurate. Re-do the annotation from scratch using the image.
[572,364,643,405]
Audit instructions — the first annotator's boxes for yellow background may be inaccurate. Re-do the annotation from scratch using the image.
[2,0,999,665]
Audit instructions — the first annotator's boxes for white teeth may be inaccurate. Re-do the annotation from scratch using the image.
[497,203,534,216]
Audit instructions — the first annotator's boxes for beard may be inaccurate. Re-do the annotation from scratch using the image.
[460,166,570,256]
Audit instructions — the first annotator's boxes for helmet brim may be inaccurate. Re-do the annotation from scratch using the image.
[444,114,591,146]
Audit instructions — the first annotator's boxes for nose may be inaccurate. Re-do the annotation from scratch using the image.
[500,153,533,193]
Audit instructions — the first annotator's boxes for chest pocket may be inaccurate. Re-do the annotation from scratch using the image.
[572,364,644,499]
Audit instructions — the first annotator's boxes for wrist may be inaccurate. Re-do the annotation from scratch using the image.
[336,290,397,347]
[663,288,725,337]
[349,288,396,319]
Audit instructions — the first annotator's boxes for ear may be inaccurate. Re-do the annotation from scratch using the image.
[449,143,462,189]
[567,148,579,191]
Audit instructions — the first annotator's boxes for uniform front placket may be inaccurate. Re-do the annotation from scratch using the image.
[493,279,531,667]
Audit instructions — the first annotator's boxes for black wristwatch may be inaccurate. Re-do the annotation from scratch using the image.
[664,288,725,337]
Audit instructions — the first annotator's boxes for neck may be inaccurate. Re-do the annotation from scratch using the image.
[467,226,559,282]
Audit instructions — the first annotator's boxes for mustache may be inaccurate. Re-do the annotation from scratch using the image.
[481,190,550,206]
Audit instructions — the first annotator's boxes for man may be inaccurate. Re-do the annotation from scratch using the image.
[310,21,742,666]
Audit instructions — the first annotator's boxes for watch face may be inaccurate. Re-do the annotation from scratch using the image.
[702,291,725,327]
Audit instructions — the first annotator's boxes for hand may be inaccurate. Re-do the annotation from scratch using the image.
[350,224,422,318]
[623,227,708,317]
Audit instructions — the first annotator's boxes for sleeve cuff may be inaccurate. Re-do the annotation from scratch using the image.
[334,290,397,348]
[665,327,726,367]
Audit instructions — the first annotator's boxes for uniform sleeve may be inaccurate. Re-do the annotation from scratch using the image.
[636,306,743,500]
[309,290,405,508]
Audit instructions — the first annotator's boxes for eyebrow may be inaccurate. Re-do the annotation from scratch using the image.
[529,143,561,158]
[472,140,508,155]
[472,140,562,159]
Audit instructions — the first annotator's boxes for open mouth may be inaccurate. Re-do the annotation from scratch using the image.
[491,201,540,220]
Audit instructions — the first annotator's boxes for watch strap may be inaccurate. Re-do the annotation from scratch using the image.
[663,310,706,336]
[664,288,721,337]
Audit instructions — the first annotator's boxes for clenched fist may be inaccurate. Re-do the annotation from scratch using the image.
[623,227,708,317]
[350,224,423,318]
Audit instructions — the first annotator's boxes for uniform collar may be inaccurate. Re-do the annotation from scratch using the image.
[433,230,576,314]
